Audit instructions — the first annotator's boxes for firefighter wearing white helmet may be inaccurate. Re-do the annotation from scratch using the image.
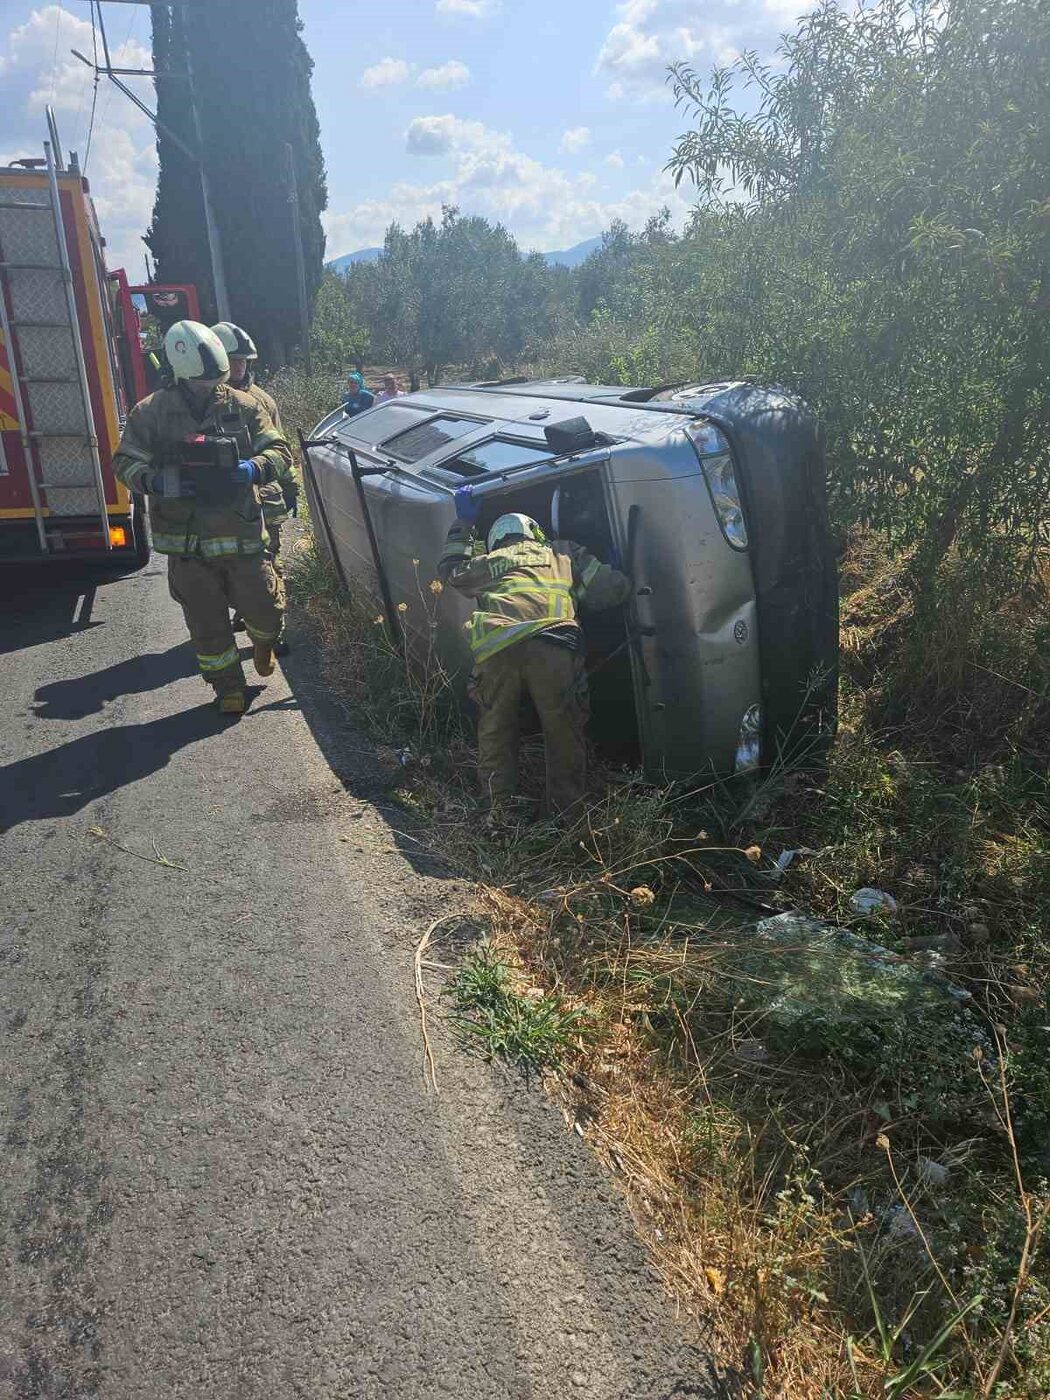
[211,321,297,650]
[438,492,631,816]
[112,319,291,715]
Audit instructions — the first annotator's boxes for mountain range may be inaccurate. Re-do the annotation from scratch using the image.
[326,234,602,275]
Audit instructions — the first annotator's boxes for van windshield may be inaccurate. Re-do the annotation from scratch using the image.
[442,437,554,478]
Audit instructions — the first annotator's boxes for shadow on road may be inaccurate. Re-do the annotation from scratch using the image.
[32,643,196,719]
[0,561,160,657]
[278,614,455,881]
[0,705,223,832]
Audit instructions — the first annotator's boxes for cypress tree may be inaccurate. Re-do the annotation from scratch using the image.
[145,0,327,363]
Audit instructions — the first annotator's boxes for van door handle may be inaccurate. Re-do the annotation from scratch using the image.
[636,585,652,596]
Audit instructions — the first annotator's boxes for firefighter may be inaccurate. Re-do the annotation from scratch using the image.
[211,321,296,650]
[113,320,289,716]
[438,489,631,816]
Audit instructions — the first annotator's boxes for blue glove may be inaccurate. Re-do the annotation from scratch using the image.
[234,459,260,485]
[455,485,479,523]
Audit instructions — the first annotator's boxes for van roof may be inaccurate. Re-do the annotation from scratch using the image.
[328,378,803,474]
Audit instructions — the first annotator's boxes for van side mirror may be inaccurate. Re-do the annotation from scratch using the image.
[544,416,597,455]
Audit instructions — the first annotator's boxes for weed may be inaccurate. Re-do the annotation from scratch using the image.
[447,944,588,1077]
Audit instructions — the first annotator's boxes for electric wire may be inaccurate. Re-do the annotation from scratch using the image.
[82,3,101,174]
[95,2,141,137]
[48,0,65,105]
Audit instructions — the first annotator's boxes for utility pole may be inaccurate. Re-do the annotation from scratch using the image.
[72,1,230,319]
[284,142,312,375]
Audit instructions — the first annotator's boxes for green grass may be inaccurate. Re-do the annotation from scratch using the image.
[447,943,589,1077]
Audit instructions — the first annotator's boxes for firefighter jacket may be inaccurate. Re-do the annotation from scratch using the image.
[113,382,291,558]
[240,376,294,528]
[438,522,632,665]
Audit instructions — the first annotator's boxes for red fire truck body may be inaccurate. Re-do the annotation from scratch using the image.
[0,141,197,565]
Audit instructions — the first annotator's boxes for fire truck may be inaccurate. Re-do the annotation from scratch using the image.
[0,121,198,566]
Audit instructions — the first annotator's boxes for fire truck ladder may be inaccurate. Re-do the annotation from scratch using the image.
[0,140,111,553]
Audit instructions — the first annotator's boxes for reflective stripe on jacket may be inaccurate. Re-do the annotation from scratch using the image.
[437,522,632,664]
[113,382,292,557]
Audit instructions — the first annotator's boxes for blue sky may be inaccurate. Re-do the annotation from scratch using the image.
[1,0,804,270]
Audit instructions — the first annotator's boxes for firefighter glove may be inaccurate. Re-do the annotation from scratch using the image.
[455,485,479,523]
[234,460,261,485]
[282,477,299,516]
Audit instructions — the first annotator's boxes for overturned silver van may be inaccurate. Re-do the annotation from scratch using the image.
[300,378,838,780]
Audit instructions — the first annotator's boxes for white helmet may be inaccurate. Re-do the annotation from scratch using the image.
[211,321,257,360]
[488,512,543,550]
[164,320,229,382]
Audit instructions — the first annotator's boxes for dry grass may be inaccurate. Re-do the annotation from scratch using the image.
[287,528,1050,1399]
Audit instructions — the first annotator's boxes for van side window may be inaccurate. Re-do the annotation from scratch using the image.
[383,414,482,464]
[440,437,553,479]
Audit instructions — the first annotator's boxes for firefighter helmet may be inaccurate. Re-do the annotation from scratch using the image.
[164,320,228,381]
[488,513,544,550]
[211,321,258,360]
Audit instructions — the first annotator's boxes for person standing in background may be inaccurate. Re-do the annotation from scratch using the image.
[342,372,375,416]
[374,374,403,405]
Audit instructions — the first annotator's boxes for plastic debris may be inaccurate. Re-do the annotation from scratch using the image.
[849,887,898,917]
[916,1157,950,1189]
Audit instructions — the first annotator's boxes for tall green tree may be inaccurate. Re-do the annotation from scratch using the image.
[342,207,561,384]
[145,0,327,364]
[662,0,1050,579]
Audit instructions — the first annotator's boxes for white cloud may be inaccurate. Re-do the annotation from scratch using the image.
[417,59,471,90]
[436,0,500,16]
[361,56,410,88]
[605,150,625,169]
[326,114,693,256]
[559,126,592,155]
[596,0,806,97]
[405,113,498,157]
[0,6,156,274]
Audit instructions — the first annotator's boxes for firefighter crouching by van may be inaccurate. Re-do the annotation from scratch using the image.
[112,320,289,716]
[211,322,297,651]
[438,487,631,816]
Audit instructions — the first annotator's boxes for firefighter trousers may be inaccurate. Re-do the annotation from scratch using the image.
[168,553,284,696]
[475,637,589,814]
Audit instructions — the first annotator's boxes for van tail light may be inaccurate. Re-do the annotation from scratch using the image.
[109,525,128,547]
[687,424,749,550]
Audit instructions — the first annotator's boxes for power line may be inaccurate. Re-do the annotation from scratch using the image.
[95,1,140,137]
[83,3,101,173]
[49,1,65,105]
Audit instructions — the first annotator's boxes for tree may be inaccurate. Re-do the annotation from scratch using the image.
[145,0,327,364]
[342,208,562,384]
[664,0,1050,579]
[310,271,368,370]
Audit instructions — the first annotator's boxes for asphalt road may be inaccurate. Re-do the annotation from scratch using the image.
[0,556,725,1400]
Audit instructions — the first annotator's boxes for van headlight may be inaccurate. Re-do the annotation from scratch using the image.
[734,704,762,772]
[704,453,748,549]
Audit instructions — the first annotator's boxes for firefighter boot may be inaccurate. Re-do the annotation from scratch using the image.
[219,690,247,715]
[253,642,276,677]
